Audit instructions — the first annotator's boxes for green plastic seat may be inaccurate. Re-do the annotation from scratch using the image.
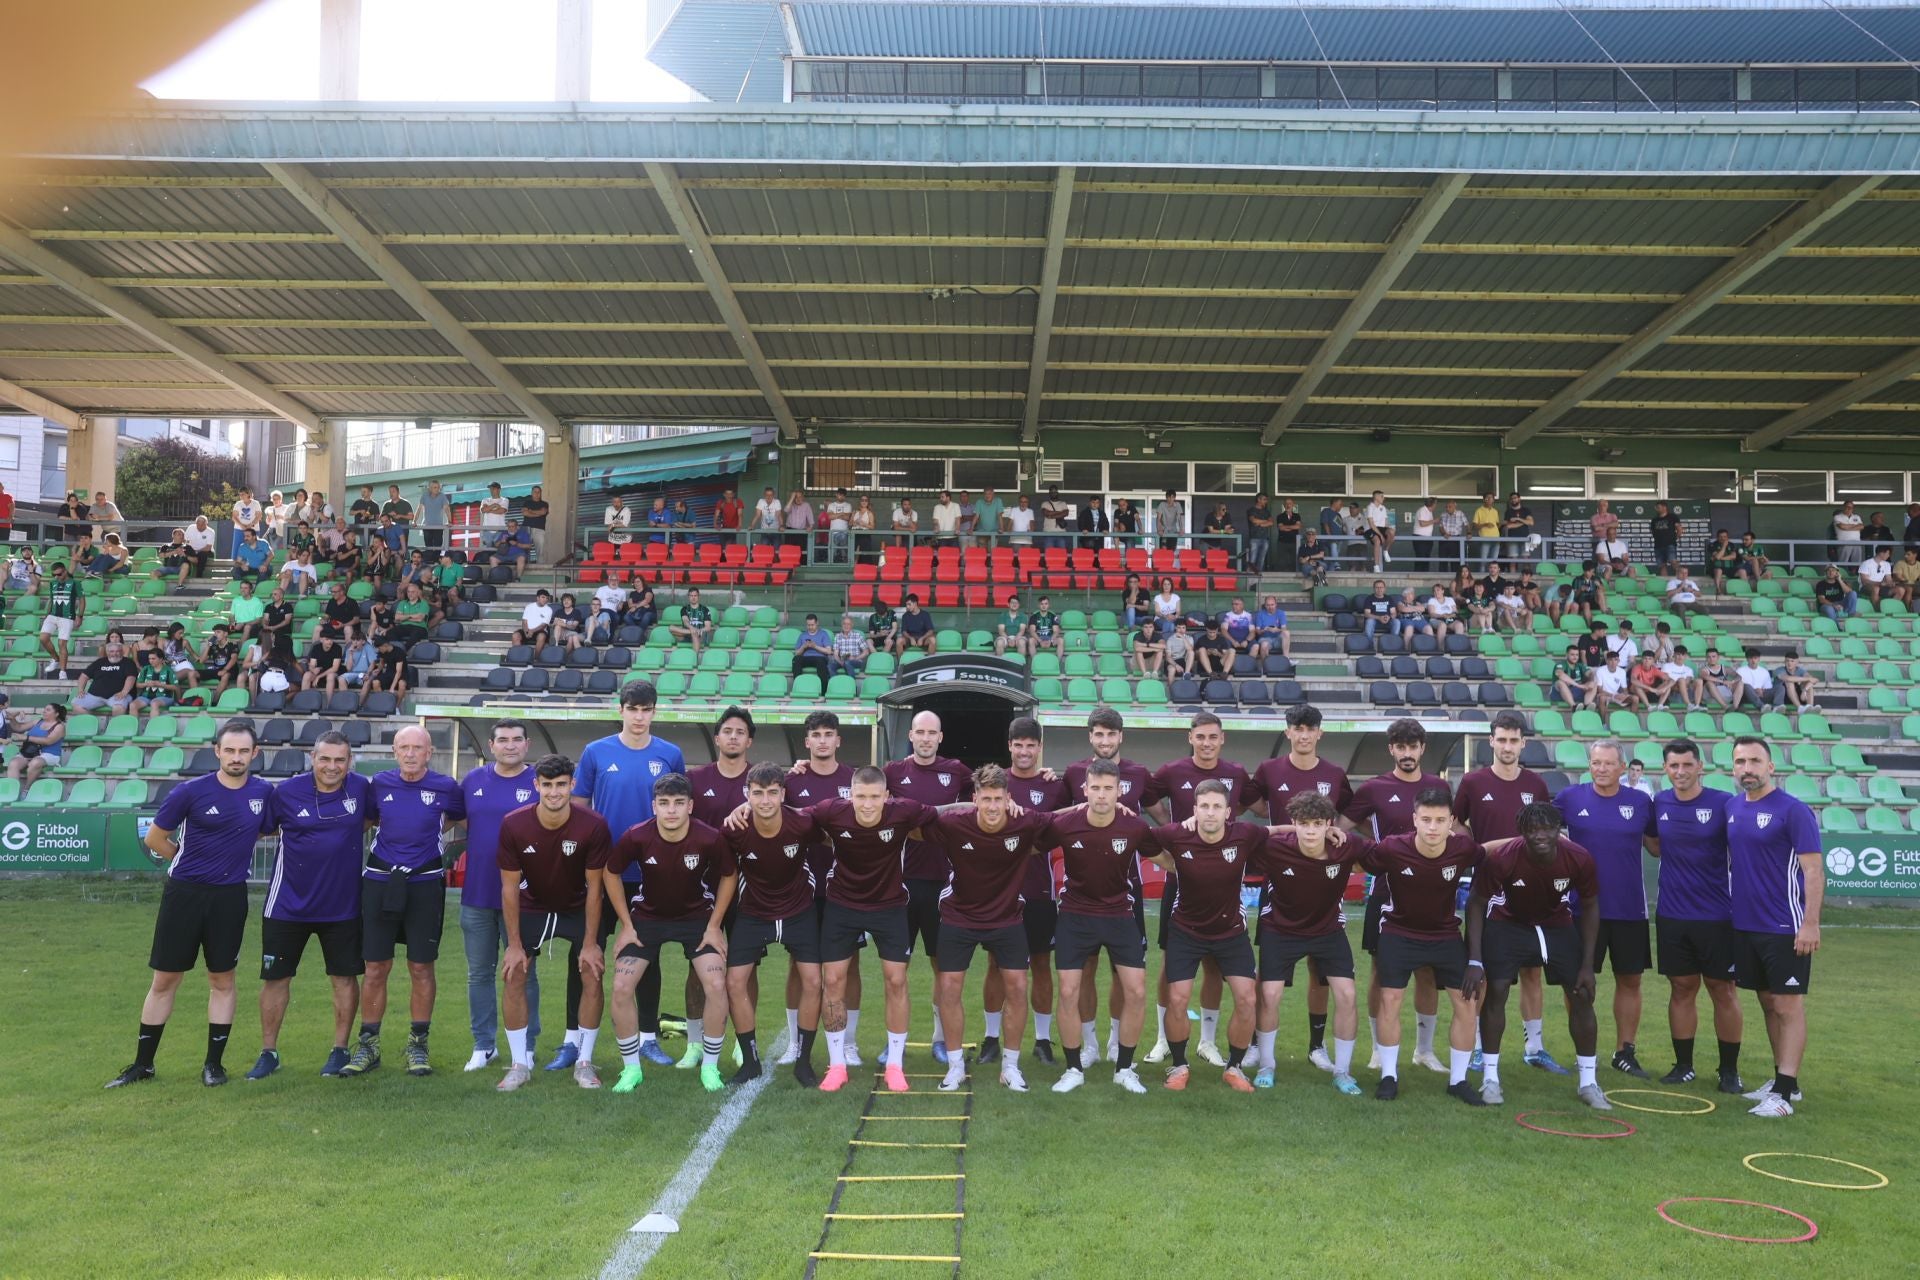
[965,630,995,652]
[1090,610,1119,630]
[1553,740,1588,770]
[1721,711,1755,738]
[1682,711,1718,740]
[697,648,730,672]
[1478,635,1509,657]
[934,629,963,652]
[214,688,250,712]
[1864,806,1906,835]
[1783,774,1823,804]
[59,744,103,775]
[1531,709,1568,737]
[0,657,36,683]
[720,606,749,627]
[63,714,100,743]
[756,673,790,698]
[666,647,698,671]
[1065,677,1099,704]
[1032,678,1063,704]
[0,778,16,806]
[825,675,858,700]
[632,648,665,672]
[179,715,218,744]
[1787,743,1833,775]
[1758,711,1802,743]
[1831,744,1869,773]
[1570,709,1605,738]
[859,675,891,699]
[1798,712,1840,742]
[1645,710,1682,739]
[1868,775,1908,805]
[1607,710,1647,740]
[732,650,765,674]
[1096,654,1130,677]
[1873,660,1914,687]
[1135,679,1169,704]
[1064,654,1095,677]
[1820,806,1862,834]
[751,606,780,627]
[102,745,145,776]
[865,653,895,677]
[653,672,690,697]
[684,672,719,698]
[106,778,148,808]
[721,673,754,699]
[134,714,179,744]
[65,778,107,807]
[138,745,186,778]
[1868,687,1903,713]
[1100,678,1134,704]
[23,778,62,805]
[792,674,823,700]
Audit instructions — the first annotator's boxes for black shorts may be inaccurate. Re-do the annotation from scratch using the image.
[1483,917,1583,987]
[1054,911,1147,970]
[1593,918,1652,977]
[260,915,363,980]
[149,879,249,974]
[935,922,1029,974]
[518,907,586,958]
[729,908,822,968]
[1734,929,1812,995]
[823,902,912,964]
[1259,929,1355,985]
[1361,877,1387,954]
[360,877,446,964]
[1375,931,1467,990]
[1022,897,1058,961]
[1162,924,1256,985]
[905,878,942,957]
[1656,915,1737,981]
[621,918,719,963]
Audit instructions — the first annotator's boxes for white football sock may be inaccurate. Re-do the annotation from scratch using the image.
[1082,1020,1098,1049]
[1483,1052,1502,1087]
[702,1036,722,1066]
[826,1028,846,1067]
[845,1008,861,1039]
[1255,1029,1277,1071]
[1200,1007,1219,1044]
[1155,1005,1167,1041]
[1034,1013,1052,1041]
[1449,1047,1470,1086]
[886,1030,907,1064]
[617,1034,641,1066]
[1003,1048,1020,1070]
[1577,1054,1598,1089]
[578,1027,598,1059]
[1379,1044,1401,1079]
[984,1012,1003,1038]
[564,1028,583,1049]
[1368,1016,1380,1047]
[1523,1019,1544,1055]
[1415,1013,1437,1056]
[786,1008,801,1044]
[927,1004,939,1043]
[1333,1037,1355,1075]
[506,1026,532,1068]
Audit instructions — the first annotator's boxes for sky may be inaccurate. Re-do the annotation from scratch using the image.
[142,0,695,102]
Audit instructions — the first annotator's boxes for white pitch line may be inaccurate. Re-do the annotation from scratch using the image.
[598,1042,780,1280]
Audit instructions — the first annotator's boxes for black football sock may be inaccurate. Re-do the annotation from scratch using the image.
[1671,1036,1694,1070]
[1116,1043,1136,1071]
[1718,1039,1740,1074]
[1774,1071,1798,1097]
[1227,1044,1246,1069]
[799,1028,817,1061]
[134,1022,165,1069]
[1169,1039,1188,1069]
[360,1021,381,1040]
[410,1020,430,1038]
[206,1022,232,1068]
[738,1030,759,1065]
[636,961,662,1035]
[1308,1014,1328,1053]
[1064,1044,1081,1070]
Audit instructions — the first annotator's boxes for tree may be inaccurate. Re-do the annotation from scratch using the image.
[113,437,248,519]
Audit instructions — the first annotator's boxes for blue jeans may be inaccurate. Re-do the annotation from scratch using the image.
[1819,593,1858,620]
[1244,537,1270,572]
[461,904,539,1054]
[830,656,864,678]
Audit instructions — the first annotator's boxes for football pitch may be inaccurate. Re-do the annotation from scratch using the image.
[5,877,1914,1280]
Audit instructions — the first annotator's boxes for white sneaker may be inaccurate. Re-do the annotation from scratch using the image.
[1052,1067,1085,1093]
[1749,1094,1794,1118]
[1142,1038,1170,1065]
[843,1041,863,1068]
[463,1049,496,1073]
[1000,1064,1029,1093]
[1080,1039,1102,1067]
[774,1036,800,1066]
[1412,1050,1446,1074]
[1367,1046,1381,1072]
[1113,1067,1148,1094]
[1195,1040,1226,1067]
[1308,1046,1336,1073]
[1743,1084,1803,1103]
[938,1065,968,1093]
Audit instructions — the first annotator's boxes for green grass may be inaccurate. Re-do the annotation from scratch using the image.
[5,877,1917,1278]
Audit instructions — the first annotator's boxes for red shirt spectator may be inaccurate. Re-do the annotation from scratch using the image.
[714,492,745,530]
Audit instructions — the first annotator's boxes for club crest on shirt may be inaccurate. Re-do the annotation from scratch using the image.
[838,787,850,799]
[1554,878,1571,891]
[682,853,701,869]
[1326,864,1342,878]
[249,798,264,814]
[516,789,531,803]
[1316,781,1332,797]
[937,772,952,787]
[1118,781,1133,795]
[1222,846,1238,863]
[1442,865,1458,881]
[1696,808,1713,823]
[422,792,436,806]
[343,798,357,814]
[1029,790,1045,806]
[783,843,800,859]
[1618,805,1636,819]
[1519,792,1535,804]
[562,840,578,857]
[648,760,664,777]
[1111,838,1130,855]
[1004,836,1021,851]
[1756,813,1772,829]
[878,828,895,843]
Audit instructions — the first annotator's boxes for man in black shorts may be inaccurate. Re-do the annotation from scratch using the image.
[1249,793,1366,1096]
[602,772,734,1094]
[778,712,858,1070]
[722,762,826,1087]
[109,720,274,1089]
[978,718,1068,1066]
[884,711,972,1066]
[250,732,372,1081]
[1144,780,1263,1092]
[1049,759,1160,1095]
[496,754,611,1092]
[1463,803,1612,1111]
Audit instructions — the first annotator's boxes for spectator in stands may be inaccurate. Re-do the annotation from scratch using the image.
[479,481,510,537]
[970,487,1003,549]
[1391,587,1430,639]
[1252,595,1291,660]
[1589,497,1619,549]
[365,594,396,650]
[1494,578,1530,632]
[198,625,241,699]
[1201,501,1234,557]
[513,589,556,650]
[492,520,532,580]
[1736,532,1771,585]
[895,593,937,655]
[671,496,696,531]
[338,633,375,697]
[1776,651,1820,712]
[4,545,39,594]
[521,484,551,565]
[1243,494,1274,573]
[432,549,463,600]
[67,531,100,576]
[316,517,347,575]
[992,595,1025,656]
[620,578,658,634]
[1130,616,1165,677]
[603,494,633,546]
[1193,617,1234,676]
[824,488,853,563]
[394,582,434,648]
[1283,529,1320,586]
[0,482,10,541]
[1360,491,1396,572]
[1815,563,1858,620]
[260,586,294,659]
[1552,645,1593,708]
[1831,499,1865,564]
[1500,492,1536,564]
[375,510,408,562]
[1079,495,1112,548]
[382,485,413,539]
[227,487,262,555]
[1357,580,1394,638]
[830,615,871,679]
[785,489,815,554]
[89,532,132,577]
[397,548,430,592]
[1904,501,1920,552]
[1705,529,1739,593]
[1418,583,1454,635]
[866,600,898,653]
[713,487,744,542]
[363,638,411,707]
[1002,493,1035,549]
[1733,651,1778,710]
[73,638,136,714]
[232,528,273,586]
[56,491,88,541]
[792,613,834,683]
[1660,646,1701,711]
[1435,499,1467,567]
[1469,492,1502,565]
[1040,485,1072,551]
[753,487,783,545]
[1649,501,1681,574]
[670,587,714,652]
[1515,566,1547,616]
[1626,761,1658,799]
[1338,500,1368,568]
[1864,509,1896,551]
[1607,619,1640,665]
[954,490,978,544]
[4,703,65,786]
[1892,547,1920,607]
[1698,647,1736,709]
[1462,579,1495,634]
[302,629,346,695]
[1273,497,1302,572]
[1590,650,1631,710]
[287,488,312,526]
[132,646,180,715]
[227,579,267,647]
[647,496,672,545]
[1405,496,1435,574]
[1646,621,1677,667]
[1315,497,1342,541]
[890,496,919,548]
[1858,544,1896,607]
[1220,597,1255,657]
[150,530,191,587]
[1594,530,1631,579]
[1155,490,1184,550]
[1664,565,1707,619]
[416,480,449,554]
[1152,578,1183,637]
[259,490,288,549]
[348,485,380,530]
[1628,652,1664,710]
[591,578,627,644]
[1163,619,1195,680]
[1120,574,1152,629]
[850,493,879,563]
[159,624,197,690]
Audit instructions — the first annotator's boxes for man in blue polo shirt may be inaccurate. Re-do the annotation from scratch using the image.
[339,724,465,1079]
[1726,736,1823,1118]
[247,732,373,1081]
[571,679,685,1068]
[1554,739,1658,1080]
[109,720,275,1089]
[1651,738,1744,1094]
[459,718,542,1073]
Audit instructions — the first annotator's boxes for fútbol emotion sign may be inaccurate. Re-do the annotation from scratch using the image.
[0,812,108,872]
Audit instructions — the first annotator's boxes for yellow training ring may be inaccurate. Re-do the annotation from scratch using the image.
[1743,1153,1889,1191]
[1606,1089,1717,1115]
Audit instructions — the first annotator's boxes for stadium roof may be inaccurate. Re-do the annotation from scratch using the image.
[3,103,1920,450]
[649,1,1920,106]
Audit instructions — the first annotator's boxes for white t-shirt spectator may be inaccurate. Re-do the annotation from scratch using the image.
[755,495,783,530]
[1004,505,1036,544]
[1428,594,1456,621]
[1666,575,1700,603]
[232,499,261,532]
[1593,665,1628,695]
[593,583,626,615]
[891,504,918,531]
[1413,504,1436,537]
[826,499,853,531]
[1496,590,1524,611]
[480,493,510,529]
[1859,557,1893,585]
[1736,662,1772,691]
[283,559,317,589]
[603,503,632,545]
[1832,509,1864,543]
[185,524,216,554]
[1607,634,1639,664]
[931,501,961,534]
[1365,501,1392,532]
[1596,538,1629,563]
[521,602,554,632]
[1661,661,1695,683]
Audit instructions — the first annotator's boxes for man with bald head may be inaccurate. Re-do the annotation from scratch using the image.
[884,711,973,1064]
[340,724,466,1078]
